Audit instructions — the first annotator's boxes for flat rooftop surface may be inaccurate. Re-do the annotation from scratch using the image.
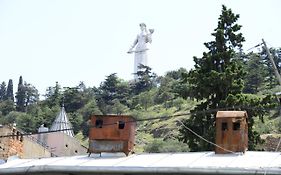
[1,151,281,174]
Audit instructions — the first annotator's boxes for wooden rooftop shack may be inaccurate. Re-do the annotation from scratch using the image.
[88,115,136,156]
[215,111,248,154]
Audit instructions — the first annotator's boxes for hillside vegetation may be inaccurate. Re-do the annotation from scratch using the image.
[1,5,281,152]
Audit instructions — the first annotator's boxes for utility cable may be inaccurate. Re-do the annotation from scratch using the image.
[176,119,240,154]
[0,128,74,138]
[0,105,277,139]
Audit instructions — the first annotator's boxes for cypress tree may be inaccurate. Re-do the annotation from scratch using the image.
[16,76,26,112]
[6,79,14,101]
[0,81,7,101]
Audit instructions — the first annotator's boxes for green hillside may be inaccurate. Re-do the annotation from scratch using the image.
[1,5,281,153]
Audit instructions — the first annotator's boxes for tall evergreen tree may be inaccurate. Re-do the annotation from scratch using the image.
[6,79,14,101]
[96,73,130,114]
[154,76,175,109]
[244,52,267,93]
[16,76,26,112]
[179,5,245,151]
[133,64,157,95]
[44,82,62,107]
[0,81,7,101]
[98,73,119,102]
[63,86,86,113]
[165,68,191,99]
[261,47,281,88]
[24,82,39,106]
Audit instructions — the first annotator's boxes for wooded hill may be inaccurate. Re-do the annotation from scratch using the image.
[1,5,281,152]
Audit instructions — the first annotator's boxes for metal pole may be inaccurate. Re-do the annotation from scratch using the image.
[262,39,281,85]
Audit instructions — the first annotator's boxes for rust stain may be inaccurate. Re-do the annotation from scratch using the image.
[215,111,248,154]
[88,115,136,156]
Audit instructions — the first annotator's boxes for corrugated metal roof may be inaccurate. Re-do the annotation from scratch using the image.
[0,151,281,174]
[50,106,74,137]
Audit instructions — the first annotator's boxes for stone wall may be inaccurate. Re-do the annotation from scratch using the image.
[0,126,23,160]
[0,126,52,160]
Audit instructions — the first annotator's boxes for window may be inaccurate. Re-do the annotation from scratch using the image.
[233,122,240,130]
[16,131,20,140]
[118,121,125,129]
[12,129,16,139]
[96,119,103,128]
[221,122,228,131]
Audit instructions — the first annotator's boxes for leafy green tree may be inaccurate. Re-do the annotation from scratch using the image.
[44,82,62,108]
[76,82,96,103]
[79,99,102,137]
[16,76,26,112]
[110,99,129,115]
[24,82,39,106]
[63,87,87,113]
[115,81,131,105]
[154,76,175,109]
[97,73,119,103]
[0,81,6,101]
[244,52,267,93]
[132,90,155,111]
[96,73,130,113]
[79,99,101,119]
[0,111,37,132]
[133,64,157,95]
[0,99,15,116]
[1,111,20,124]
[261,47,281,88]
[172,97,186,111]
[165,68,188,80]
[6,79,14,101]
[32,105,60,129]
[68,112,83,135]
[63,82,96,113]
[180,5,246,151]
[25,103,59,130]
[16,113,36,133]
[161,68,191,100]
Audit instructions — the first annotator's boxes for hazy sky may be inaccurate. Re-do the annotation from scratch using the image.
[0,0,280,96]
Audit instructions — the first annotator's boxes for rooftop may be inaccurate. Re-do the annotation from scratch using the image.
[1,151,281,175]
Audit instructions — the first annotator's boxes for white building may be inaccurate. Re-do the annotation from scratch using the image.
[1,151,281,175]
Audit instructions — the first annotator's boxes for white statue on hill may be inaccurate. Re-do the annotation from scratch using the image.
[128,23,154,79]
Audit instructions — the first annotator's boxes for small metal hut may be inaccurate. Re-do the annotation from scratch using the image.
[88,115,136,156]
[215,111,248,154]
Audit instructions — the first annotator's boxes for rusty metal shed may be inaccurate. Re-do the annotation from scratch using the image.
[88,115,136,156]
[215,111,248,154]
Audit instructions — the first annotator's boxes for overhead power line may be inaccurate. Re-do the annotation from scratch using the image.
[176,119,239,154]
[0,128,74,138]
[0,105,277,139]
[247,43,262,51]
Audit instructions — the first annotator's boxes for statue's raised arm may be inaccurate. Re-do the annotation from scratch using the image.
[127,23,154,53]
